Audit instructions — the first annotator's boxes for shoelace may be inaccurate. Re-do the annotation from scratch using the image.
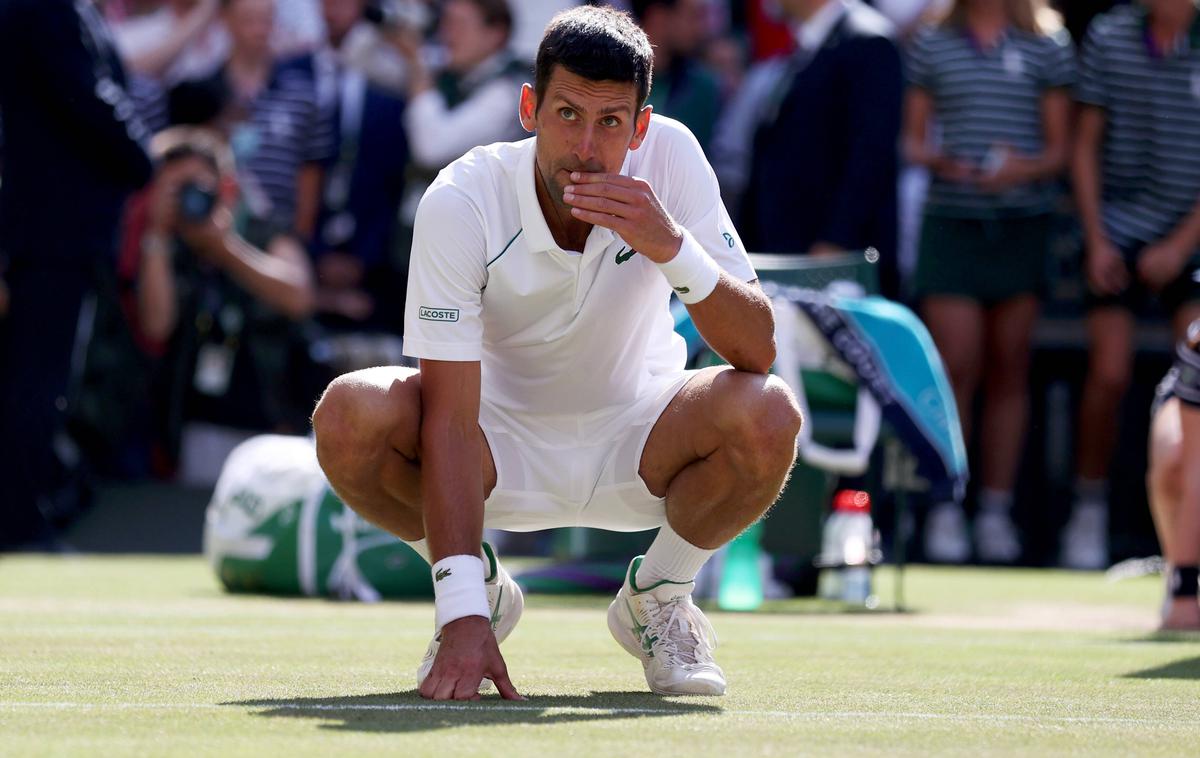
[644,599,708,667]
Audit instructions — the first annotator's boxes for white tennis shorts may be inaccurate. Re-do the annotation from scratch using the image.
[479,371,693,532]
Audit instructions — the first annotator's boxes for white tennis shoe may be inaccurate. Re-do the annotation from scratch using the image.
[607,556,726,696]
[416,542,524,691]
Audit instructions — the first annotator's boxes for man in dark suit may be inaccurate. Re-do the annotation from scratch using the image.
[313,0,412,334]
[717,0,903,294]
[0,0,153,549]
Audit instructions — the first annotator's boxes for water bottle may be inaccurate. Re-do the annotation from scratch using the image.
[816,489,878,605]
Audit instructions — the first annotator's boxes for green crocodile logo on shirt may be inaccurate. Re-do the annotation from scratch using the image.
[615,246,637,265]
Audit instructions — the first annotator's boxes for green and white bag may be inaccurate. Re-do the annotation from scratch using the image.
[203,434,431,600]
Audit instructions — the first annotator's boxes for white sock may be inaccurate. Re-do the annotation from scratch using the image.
[404,538,432,564]
[635,523,717,588]
[404,538,494,579]
[978,488,1013,515]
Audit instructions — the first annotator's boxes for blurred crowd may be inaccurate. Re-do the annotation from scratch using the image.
[1,0,1198,573]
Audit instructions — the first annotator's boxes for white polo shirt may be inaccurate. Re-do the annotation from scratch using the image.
[403,115,756,421]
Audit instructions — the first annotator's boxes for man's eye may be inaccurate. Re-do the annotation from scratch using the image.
[560,108,577,121]
[601,116,620,127]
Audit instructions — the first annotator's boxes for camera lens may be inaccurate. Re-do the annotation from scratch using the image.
[178,182,217,222]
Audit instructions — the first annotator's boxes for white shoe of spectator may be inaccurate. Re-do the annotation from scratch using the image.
[1060,502,1108,570]
[924,502,970,564]
[975,509,1021,564]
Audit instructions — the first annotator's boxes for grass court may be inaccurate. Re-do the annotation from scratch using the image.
[2,556,1197,756]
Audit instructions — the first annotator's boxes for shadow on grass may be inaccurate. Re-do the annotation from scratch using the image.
[225,690,721,732]
[1123,656,1200,680]
[1121,630,1200,645]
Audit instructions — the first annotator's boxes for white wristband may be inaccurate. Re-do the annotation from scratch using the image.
[431,555,489,632]
[656,232,722,304]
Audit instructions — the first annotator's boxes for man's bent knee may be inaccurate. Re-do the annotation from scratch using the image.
[312,368,421,487]
[725,372,803,477]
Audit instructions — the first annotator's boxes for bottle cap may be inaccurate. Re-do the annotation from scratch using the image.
[832,489,871,513]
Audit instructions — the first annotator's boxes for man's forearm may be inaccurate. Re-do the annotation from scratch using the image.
[212,234,315,319]
[686,277,776,374]
[420,416,486,561]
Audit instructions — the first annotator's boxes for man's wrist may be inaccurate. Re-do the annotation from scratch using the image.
[431,554,489,633]
[655,231,721,304]
[652,232,684,264]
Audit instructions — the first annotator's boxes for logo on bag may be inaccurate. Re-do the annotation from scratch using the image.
[435,568,452,581]
[419,307,459,322]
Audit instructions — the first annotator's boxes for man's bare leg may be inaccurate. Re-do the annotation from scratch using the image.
[311,366,497,543]
[313,367,521,696]
[637,366,803,575]
[605,367,801,696]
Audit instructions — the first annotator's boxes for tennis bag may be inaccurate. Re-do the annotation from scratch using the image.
[203,434,431,600]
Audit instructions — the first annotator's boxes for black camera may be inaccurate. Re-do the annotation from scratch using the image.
[178,182,217,223]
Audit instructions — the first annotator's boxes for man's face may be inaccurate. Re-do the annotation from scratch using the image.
[225,0,275,59]
[440,0,506,74]
[518,66,651,206]
[322,0,364,44]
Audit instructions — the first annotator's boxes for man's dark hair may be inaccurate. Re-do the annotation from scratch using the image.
[167,76,232,128]
[151,127,235,177]
[534,5,654,109]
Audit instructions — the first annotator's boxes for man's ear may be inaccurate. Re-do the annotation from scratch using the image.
[518,83,537,133]
[628,105,653,150]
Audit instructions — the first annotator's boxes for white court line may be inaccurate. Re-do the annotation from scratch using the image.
[0,702,1195,726]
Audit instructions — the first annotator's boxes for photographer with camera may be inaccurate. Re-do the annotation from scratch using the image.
[131,127,316,485]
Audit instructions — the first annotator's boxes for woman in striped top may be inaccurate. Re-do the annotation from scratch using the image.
[902,0,1074,564]
[1067,0,1200,571]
